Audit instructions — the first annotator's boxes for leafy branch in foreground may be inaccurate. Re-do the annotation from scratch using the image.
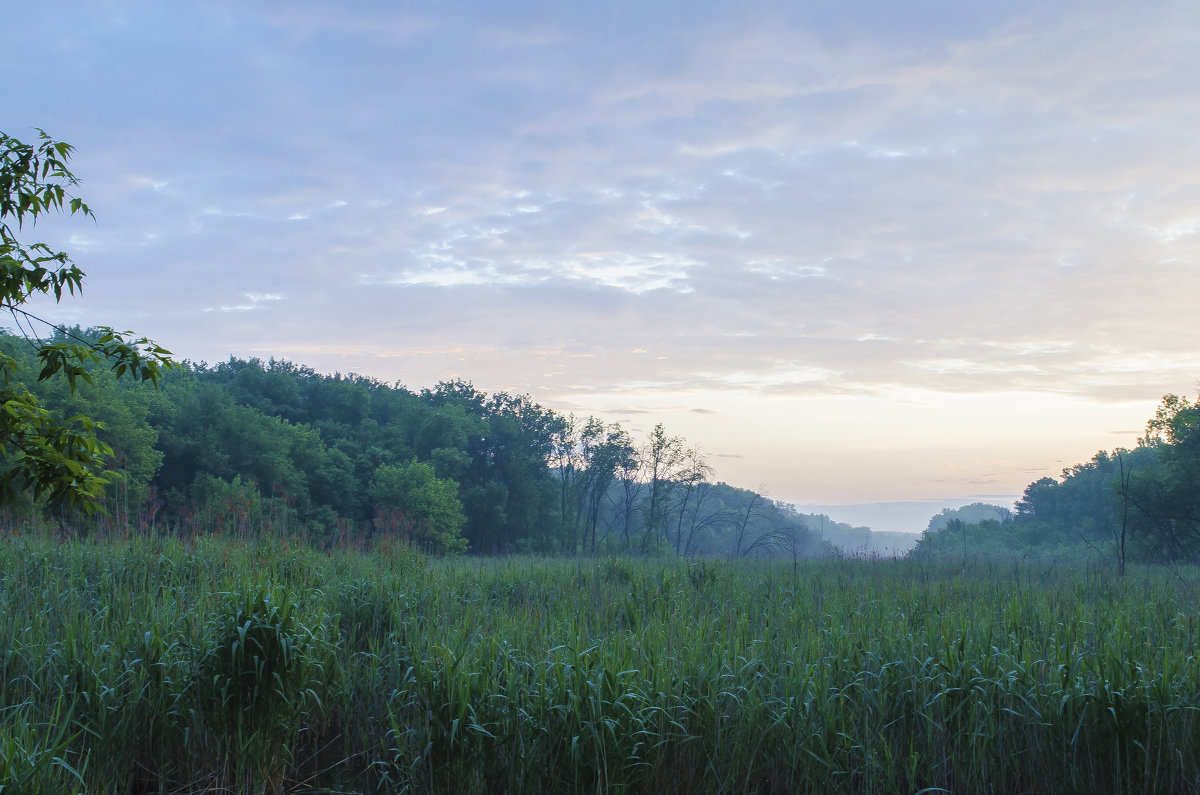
[0,128,175,512]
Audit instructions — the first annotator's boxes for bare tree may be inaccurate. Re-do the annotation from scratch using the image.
[612,438,645,553]
[1116,451,1132,577]
[681,480,729,557]
[639,423,686,553]
[671,446,716,554]
[549,413,582,553]
[729,485,768,559]
[582,421,632,554]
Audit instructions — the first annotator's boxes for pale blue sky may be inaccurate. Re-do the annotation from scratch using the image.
[6,1,1200,525]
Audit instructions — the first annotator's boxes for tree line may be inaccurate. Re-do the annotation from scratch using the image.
[0,330,835,558]
[912,391,1200,568]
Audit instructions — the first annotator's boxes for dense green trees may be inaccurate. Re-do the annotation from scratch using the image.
[1124,394,1200,559]
[30,330,1200,567]
[24,326,1197,567]
[7,311,1197,565]
[0,341,835,558]
[369,459,467,553]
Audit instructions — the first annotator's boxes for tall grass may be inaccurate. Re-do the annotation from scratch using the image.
[0,532,1197,792]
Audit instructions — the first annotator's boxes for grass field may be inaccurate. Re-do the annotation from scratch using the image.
[0,532,1198,793]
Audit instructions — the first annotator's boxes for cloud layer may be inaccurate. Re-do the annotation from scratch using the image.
[8,0,1200,503]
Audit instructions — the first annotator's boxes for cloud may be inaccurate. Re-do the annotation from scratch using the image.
[263,7,439,46]
[476,24,567,50]
[203,291,284,314]
[10,0,1200,502]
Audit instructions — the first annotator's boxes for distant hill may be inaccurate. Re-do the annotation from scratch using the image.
[796,514,919,556]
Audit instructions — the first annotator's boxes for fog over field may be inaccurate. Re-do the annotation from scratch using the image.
[797,497,1017,535]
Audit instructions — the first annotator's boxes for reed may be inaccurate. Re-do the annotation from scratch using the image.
[0,532,1196,793]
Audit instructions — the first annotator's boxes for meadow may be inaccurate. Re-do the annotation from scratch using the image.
[1,533,1198,793]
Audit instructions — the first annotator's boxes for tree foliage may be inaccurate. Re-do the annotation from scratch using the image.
[369,459,468,554]
[913,391,1200,566]
[0,342,844,559]
[0,130,173,511]
[1125,393,1200,559]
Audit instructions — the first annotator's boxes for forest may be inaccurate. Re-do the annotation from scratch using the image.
[0,328,843,560]
[3,324,1199,571]
[913,390,1200,569]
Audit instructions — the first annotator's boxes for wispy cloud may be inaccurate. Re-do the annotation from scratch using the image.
[10,0,1200,502]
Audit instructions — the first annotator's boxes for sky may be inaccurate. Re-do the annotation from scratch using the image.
[6,1,1200,532]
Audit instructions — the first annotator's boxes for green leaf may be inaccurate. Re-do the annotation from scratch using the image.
[0,130,173,510]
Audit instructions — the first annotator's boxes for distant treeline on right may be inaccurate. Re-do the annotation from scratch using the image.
[912,391,1200,566]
